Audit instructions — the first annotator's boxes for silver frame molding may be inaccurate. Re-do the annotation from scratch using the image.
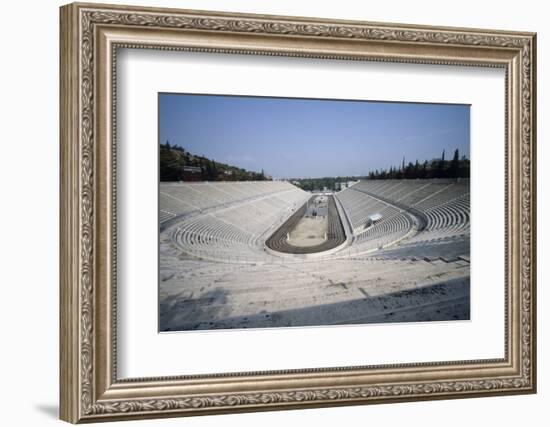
[60,2,537,423]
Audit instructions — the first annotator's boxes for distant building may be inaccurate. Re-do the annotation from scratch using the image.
[182,165,202,181]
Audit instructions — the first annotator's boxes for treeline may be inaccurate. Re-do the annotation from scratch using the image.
[160,142,269,182]
[292,149,469,192]
[293,176,361,192]
[368,149,469,180]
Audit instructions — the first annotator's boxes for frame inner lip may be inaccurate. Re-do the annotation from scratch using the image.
[110,42,510,381]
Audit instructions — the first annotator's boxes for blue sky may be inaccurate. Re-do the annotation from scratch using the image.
[159,93,470,179]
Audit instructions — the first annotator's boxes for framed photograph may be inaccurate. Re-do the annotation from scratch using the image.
[60,2,537,423]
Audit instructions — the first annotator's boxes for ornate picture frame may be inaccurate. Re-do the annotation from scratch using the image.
[60,2,536,423]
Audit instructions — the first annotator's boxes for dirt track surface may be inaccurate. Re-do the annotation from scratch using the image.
[265,196,346,254]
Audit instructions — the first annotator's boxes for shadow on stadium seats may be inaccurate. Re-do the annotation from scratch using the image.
[161,279,470,332]
[160,287,232,332]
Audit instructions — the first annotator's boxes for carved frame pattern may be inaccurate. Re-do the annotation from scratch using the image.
[60,2,536,423]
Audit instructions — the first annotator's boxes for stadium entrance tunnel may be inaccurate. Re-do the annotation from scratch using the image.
[265,195,347,255]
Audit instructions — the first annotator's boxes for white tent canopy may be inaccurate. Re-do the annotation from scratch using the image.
[369,213,383,222]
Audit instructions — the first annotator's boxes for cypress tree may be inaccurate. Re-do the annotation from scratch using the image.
[438,150,446,178]
[451,148,460,178]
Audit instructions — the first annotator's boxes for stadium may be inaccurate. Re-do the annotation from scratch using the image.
[159,178,470,331]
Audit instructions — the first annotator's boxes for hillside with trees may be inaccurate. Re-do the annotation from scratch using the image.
[367,149,469,180]
[292,149,469,192]
[160,142,269,182]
